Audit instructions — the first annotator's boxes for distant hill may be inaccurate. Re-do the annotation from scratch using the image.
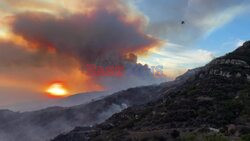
[53,41,250,141]
[6,91,108,112]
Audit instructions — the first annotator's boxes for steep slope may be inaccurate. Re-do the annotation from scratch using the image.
[53,41,250,141]
[0,78,187,141]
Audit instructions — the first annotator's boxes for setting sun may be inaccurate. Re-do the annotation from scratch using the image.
[46,83,68,97]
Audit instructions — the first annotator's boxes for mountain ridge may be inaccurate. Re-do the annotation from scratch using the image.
[0,79,186,141]
[52,40,250,141]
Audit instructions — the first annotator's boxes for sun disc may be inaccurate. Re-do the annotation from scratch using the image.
[46,83,68,97]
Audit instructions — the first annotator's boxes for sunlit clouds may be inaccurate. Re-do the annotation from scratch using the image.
[0,0,162,101]
[0,0,249,107]
[138,42,215,78]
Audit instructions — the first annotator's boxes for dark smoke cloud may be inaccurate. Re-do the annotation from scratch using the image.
[12,11,158,64]
[9,0,164,90]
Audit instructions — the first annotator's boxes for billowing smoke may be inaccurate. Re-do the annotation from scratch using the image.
[12,11,157,65]
[9,0,164,91]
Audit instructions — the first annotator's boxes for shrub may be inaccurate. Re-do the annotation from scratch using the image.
[203,133,228,141]
[171,130,180,138]
[241,134,250,141]
[141,135,166,141]
[181,133,197,141]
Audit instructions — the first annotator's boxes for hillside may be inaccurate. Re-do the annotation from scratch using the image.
[0,77,187,141]
[53,41,250,141]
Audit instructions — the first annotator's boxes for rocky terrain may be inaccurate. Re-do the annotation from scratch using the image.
[53,41,250,141]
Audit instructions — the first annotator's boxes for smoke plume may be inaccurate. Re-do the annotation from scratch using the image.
[7,0,164,90]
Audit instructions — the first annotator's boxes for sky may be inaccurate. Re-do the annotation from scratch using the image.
[135,0,250,77]
[0,0,250,109]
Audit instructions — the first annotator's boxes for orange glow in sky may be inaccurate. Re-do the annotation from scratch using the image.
[46,82,69,97]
